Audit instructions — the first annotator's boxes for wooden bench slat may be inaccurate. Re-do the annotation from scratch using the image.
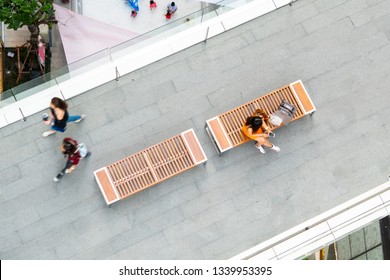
[236,108,249,141]
[123,157,139,194]
[132,155,148,190]
[148,149,163,179]
[172,138,188,169]
[142,152,159,183]
[117,160,132,196]
[220,116,234,145]
[163,140,177,175]
[119,160,134,194]
[115,161,133,195]
[259,97,273,116]
[122,157,139,194]
[160,142,175,176]
[167,139,181,172]
[169,139,183,173]
[139,153,155,187]
[152,144,170,178]
[229,110,243,145]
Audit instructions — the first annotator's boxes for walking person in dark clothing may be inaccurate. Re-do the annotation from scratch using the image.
[42,97,86,137]
[54,137,91,182]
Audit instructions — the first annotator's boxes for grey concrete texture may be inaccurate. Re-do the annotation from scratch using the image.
[1,0,390,259]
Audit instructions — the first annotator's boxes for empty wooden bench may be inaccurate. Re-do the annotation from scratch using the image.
[205,80,316,154]
[94,129,207,205]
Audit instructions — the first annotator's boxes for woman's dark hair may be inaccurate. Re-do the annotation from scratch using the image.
[62,138,77,155]
[245,116,262,133]
[51,97,68,111]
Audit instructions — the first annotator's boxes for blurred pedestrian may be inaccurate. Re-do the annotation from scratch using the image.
[167,2,177,14]
[42,97,86,137]
[165,11,172,19]
[54,137,91,182]
[150,0,157,10]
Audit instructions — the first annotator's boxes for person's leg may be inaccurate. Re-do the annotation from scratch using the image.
[269,143,280,152]
[261,138,273,148]
[67,115,81,122]
[256,137,280,152]
[261,138,280,152]
[43,125,65,137]
[68,114,86,123]
[254,137,268,153]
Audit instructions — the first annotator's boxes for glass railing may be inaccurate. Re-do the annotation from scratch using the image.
[0,89,16,108]
[0,0,267,109]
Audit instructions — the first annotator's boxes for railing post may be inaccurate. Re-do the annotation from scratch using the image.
[19,108,26,121]
[204,26,210,44]
[10,89,27,121]
[115,66,120,81]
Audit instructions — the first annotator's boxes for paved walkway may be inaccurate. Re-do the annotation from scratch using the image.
[1,0,390,259]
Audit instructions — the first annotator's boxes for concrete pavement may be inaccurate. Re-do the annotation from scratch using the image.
[1,0,390,259]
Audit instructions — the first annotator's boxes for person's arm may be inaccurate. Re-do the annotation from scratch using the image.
[262,123,272,134]
[61,160,76,174]
[54,108,65,121]
[248,127,268,138]
[65,165,76,174]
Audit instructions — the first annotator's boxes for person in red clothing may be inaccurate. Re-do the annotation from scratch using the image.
[54,138,91,182]
[150,0,157,9]
[131,10,138,18]
[165,11,172,19]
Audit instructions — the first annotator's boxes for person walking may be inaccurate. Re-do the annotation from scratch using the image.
[150,0,157,10]
[131,10,138,17]
[54,137,91,182]
[42,97,86,137]
[167,2,177,14]
[165,2,177,19]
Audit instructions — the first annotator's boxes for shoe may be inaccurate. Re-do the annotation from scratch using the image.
[270,144,280,152]
[255,144,266,154]
[268,132,275,138]
[84,151,91,158]
[74,114,86,123]
[42,130,56,137]
[54,172,65,182]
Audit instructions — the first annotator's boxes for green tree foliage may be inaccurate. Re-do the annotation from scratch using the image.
[0,0,57,38]
[0,0,56,30]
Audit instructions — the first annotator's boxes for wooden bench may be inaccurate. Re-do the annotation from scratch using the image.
[205,80,316,154]
[94,129,207,205]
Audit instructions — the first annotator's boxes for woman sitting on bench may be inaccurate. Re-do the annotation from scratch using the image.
[242,109,280,154]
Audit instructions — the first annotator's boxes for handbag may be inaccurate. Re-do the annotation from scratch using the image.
[270,100,296,126]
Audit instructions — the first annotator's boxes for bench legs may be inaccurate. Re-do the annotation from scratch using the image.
[205,124,222,156]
